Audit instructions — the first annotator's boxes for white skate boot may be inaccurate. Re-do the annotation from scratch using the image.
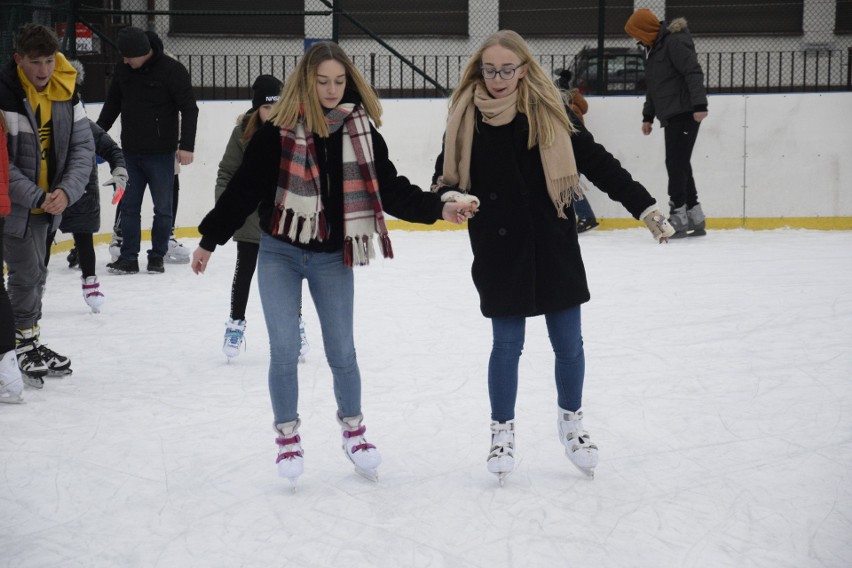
[165,232,191,264]
[81,276,105,313]
[338,414,381,481]
[557,407,598,478]
[222,319,246,360]
[487,420,515,486]
[109,231,122,262]
[274,419,304,490]
[0,350,24,404]
[298,317,309,363]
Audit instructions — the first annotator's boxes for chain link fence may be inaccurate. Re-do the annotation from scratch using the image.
[2,0,850,102]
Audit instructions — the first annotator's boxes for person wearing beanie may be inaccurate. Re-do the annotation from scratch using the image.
[212,73,303,361]
[625,9,708,238]
[97,27,198,274]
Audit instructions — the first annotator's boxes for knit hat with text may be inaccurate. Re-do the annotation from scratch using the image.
[625,9,661,47]
[251,74,284,111]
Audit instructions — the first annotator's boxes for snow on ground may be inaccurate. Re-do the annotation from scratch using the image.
[1,228,851,568]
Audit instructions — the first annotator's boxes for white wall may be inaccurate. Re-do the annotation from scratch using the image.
[79,91,851,244]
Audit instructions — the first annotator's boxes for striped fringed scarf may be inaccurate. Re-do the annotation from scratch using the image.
[271,102,393,266]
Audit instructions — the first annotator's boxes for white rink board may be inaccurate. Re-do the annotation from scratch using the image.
[79,91,851,245]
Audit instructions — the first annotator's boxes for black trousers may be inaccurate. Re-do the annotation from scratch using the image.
[230,240,259,321]
[663,114,701,209]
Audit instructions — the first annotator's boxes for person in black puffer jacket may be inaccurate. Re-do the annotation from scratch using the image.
[626,9,709,238]
[97,27,198,274]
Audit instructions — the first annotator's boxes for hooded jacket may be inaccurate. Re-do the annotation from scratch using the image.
[0,52,94,237]
[97,31,198,154]
[638,18,708,126]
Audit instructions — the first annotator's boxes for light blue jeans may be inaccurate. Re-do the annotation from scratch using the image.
[488,306,585,422]
[257,233,361,424]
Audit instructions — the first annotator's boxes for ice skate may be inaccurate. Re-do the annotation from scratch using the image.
[298,318,309,363]
[668,203,689,239]
[30,326,72,377]
[15,328,47,389]
[687,203,707,237]
[67,247,79,269]
[165,231,191,264]
[487,420,515,486]
[222,319,246,360]
[0,350,24,403]
[274,419,304,490]
[557,407,598,478]
[108,231,122,262]
[338,414,381,481]
[81,276,105,313]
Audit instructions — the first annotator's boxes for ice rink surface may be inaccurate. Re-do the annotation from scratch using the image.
[1,228,851,568]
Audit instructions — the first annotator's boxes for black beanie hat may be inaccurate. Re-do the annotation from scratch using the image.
[118,27,151,58]
[556,68,573,89]
[251,75,284,111]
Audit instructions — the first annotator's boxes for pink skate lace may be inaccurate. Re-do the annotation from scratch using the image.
[275,434,303,462]
[342,426,376,453]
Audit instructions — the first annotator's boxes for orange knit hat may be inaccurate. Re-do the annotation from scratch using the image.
[625,9,661,47]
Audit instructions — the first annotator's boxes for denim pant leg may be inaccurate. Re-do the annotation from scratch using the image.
[120,152,174,260]
[544,306,585,412]
[257,235,305,424]
[488,316,526,422]
[573,196,595,220]
[304,247,361,420]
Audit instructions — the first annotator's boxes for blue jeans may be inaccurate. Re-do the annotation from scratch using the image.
[120,151,175,260]
[257,233,361,424]
[488,306,585,422]
[574,195,595,220]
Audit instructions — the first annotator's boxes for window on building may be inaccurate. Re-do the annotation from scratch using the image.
[339,0,467,37]
[499,0,634,37]
[666,0,804,35]
[837,0,852,33]
[170,0,304,36]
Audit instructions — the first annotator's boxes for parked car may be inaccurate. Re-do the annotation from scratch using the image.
[569,47,646,95]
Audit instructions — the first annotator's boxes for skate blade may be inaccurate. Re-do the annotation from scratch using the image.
[0,393,25,404]
[571,462,595,479]
[47,368,73,377]
[492,470,513,486]
[354,466,379,482]
[22,375,45,389]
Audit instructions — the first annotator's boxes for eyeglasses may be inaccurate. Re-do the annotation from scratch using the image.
[481,66,522,80]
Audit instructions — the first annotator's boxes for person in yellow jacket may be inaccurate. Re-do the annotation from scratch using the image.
[0,24,94,388]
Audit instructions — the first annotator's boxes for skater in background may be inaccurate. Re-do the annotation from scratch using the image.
[1,24,94,388]
[0,113,24,403]
[625,9,708,238]
[213,74,309,361]
[47,59,127,313]
[555,67,598,233]
[98,26,198,274]
[192,42,475,486]
[432,30,672,483]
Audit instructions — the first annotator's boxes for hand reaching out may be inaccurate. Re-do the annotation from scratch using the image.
[192,246,212,274]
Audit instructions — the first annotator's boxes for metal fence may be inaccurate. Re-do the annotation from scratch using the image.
[2,0,851,102]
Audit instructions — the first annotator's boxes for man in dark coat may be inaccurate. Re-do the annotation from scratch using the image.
[97,27,198,274]
[626,9,708,238]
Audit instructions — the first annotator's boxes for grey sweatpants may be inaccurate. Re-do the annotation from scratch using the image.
[3,214,50,330]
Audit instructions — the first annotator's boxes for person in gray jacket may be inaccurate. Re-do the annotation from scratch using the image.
[0,24,94,387]
[626,9,708,238]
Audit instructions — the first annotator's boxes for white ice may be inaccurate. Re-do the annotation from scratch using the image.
[1,228,851,567]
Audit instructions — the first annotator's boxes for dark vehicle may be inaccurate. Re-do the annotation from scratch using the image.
[570,47,646,95]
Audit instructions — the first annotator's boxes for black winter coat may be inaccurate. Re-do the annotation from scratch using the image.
[199,108,445,253]
[60,121,124,234]
[97,32,198,154]
[641,18,708,126]
[434,109,656,318]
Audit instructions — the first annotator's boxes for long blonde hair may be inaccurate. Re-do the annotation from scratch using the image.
[451,30,575,149]
[270,42,382,137]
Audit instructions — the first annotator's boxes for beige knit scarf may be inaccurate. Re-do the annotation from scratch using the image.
[437,83,582,219]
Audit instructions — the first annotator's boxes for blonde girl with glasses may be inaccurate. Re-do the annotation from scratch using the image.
[433,30,673,484]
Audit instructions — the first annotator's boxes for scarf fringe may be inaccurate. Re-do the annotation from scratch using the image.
[342,232,394,267]
[551,174,586,219]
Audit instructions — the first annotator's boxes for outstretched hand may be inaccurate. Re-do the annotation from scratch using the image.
[191,246,212,274]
